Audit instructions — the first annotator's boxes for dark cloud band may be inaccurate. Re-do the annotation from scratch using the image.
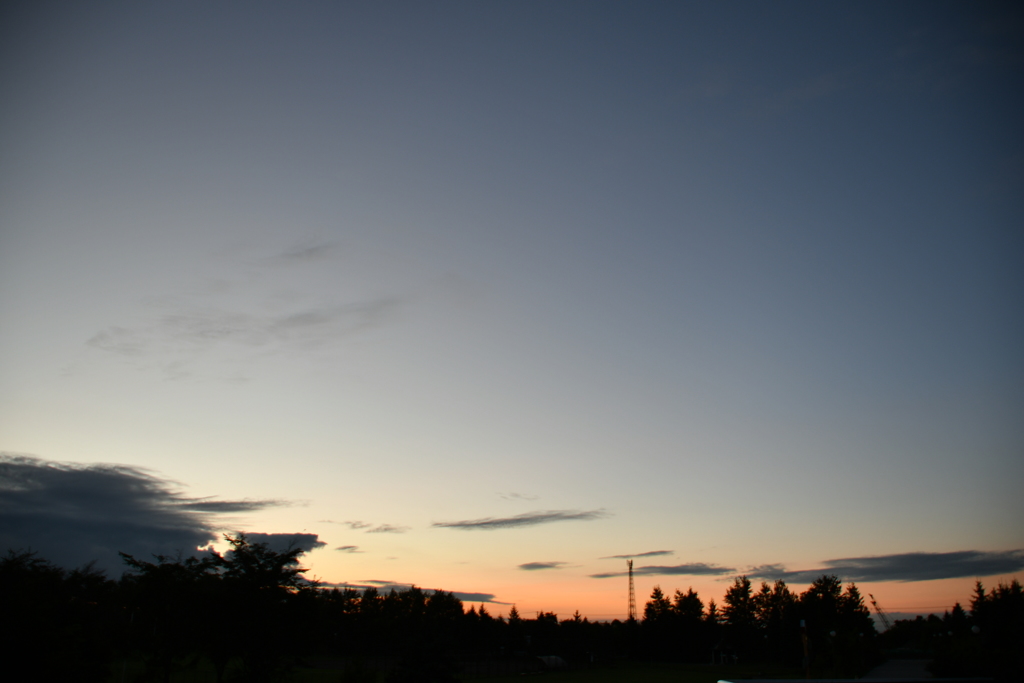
[236,532,326,555]
[748,550,1024,583]
[0,453,285,573]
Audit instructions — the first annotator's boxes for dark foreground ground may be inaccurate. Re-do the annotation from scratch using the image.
[108,659,804,683]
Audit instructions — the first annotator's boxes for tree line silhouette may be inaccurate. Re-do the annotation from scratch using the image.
[637,574,878,674]
[1,535,1020,681]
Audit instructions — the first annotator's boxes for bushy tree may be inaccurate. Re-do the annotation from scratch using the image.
[120,533,319,683]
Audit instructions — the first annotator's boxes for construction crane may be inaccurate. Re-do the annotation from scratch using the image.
[869,593,893,631]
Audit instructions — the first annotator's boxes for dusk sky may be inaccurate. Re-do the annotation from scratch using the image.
[2,1,1022,620]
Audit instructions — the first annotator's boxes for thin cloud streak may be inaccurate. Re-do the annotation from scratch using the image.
[329,520,407,533]
[366,524,409,534]
[179,499,285,513]
[591,562,735,579]
[600,550,674,559]
[433,509,608,530]
[267,241,338,264]
[88,299,400,356]
[499,492,539,501]
[319,581,508,604]
[518,561,567,571]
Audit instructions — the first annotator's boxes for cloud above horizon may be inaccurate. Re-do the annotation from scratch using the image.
[329,520,407,533]
[0,453,283,573]
[600,550,674,560]
[499,492,539,501]
[747,550,1024,583]
[519,561,567,571]
[81,247,401,382]
[591,562,736,579]
[335,545,362,553]
[366,524,409,534]
[234,532,326,555]
[320,581,508,604]
[87,298,399,369]
[433,509,608,530]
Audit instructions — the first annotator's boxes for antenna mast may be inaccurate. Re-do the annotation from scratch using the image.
[627,559,637,621]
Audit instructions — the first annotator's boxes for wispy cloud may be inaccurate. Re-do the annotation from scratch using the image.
[89,300,399,356]
[600,550,674,560]
[433,509,608,530]
[0,453,284,573]
[323,520,406,533]
[180,498,285,513]
[84,246,402,383]
[747,550,1024,583]
[518,561,567,571]
[499,492,539,501]
[341,521,372,530]
[591,562,735,579]
[267,241,338,264]
[366,524,408,534]
[335,545,362,553]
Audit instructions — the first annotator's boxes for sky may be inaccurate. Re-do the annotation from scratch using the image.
[1,1,1022,621]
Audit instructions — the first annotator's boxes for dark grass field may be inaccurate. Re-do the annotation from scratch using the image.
[467,662,801,683]
[109,657,801,683]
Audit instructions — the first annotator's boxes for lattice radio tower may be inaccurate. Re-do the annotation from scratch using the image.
[627,559,637,621]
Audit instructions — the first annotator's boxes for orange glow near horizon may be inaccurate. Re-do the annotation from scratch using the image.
[459,574,1024,622]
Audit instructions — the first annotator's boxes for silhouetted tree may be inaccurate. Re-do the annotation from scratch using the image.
[721,575,757,657]
[753,579,798,663]
[705,598,720,626]
[950,579,1024,681]
[794,575,876,677]
[642,586,674,659]
[672,587,708,661]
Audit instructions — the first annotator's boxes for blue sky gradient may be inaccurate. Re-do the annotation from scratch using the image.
[1,1,1021,617]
